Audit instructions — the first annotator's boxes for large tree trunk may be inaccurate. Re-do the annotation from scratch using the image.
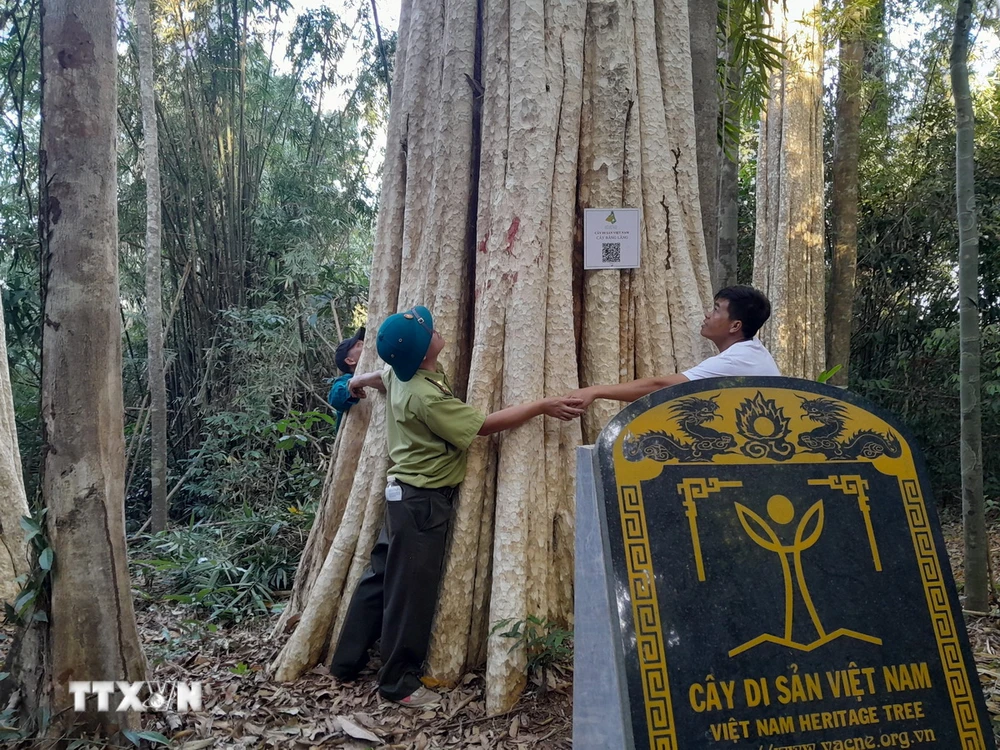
[136,0,168,533]
[827,1,867,386]
[271,0,713,714]
[272,397,372,638]
[6,0,148,736]
[689,0,719,272]
[752,0,825,378]
[951,0,987,613]
[0,301,31,604]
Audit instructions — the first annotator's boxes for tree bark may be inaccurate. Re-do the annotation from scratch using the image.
[716,32,741,290]
[0,300,31,604]
[716,138,740,288]
[272,397,372,637]
[136,0,168,533]
[272,0,713,714]
[752,0,825,379]
[951,0,987,613]
[689,0,719,276]
[827,2,867,386]
[9,0,148,736]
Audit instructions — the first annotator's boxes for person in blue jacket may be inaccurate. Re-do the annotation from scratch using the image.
[328,326,365,433]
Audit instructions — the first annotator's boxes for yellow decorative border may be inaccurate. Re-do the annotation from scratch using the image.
[900,477,985,749]
[619,485,676,750]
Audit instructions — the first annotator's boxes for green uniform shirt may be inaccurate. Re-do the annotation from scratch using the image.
[381,365,487,488]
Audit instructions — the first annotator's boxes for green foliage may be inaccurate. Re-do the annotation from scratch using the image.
[272,410,337,450]
[175,411,329,514]
[2,0,389,526]
[848,9,1000,504]
[123,730,171,748]
[855,325,1000,504]
[4,509,52,628]
[131,502,315,625]
[230,662,251,676]
[0,703,48,744]
[0,0,43,503]
[111,0,387,523]
[817,365,844,384]
[490,616,574,679]
[719,0,784,156]
[733,3,1000,507]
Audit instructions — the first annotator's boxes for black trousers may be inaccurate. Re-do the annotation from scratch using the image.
[330,481,456,700]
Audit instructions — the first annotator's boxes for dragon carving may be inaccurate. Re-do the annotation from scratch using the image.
[622,396,735,463]
[797,397,902,460]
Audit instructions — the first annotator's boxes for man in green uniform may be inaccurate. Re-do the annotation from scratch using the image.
[330,305,583,708]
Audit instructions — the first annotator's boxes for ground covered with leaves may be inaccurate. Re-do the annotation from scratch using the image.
[6,515,1000,748]
[137,603,571,750]
[125,514,1000,748]
[136,513,1000,749]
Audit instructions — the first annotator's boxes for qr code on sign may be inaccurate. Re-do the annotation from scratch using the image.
[601,242,621,263]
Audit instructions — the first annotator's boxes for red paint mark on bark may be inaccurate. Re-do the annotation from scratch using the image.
[503,217,520,255]
[478,231,490,253]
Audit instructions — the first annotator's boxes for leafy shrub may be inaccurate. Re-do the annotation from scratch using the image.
[491,615,573,694]
[131,501,315,624]
[854,324,1000,506]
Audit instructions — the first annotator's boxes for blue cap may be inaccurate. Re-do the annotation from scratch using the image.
[335,326,365,374]
[376,306,434,381]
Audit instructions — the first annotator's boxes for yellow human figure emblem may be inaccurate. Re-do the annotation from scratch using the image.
[729,495,882,657]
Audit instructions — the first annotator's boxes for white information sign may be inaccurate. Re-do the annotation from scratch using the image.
[584,208,640,269]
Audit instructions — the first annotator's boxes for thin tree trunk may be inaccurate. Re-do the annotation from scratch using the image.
[0,300,31,604]
[689,0,719,270]
[752,0,825,379]
[716,142,740,288]
[827,2,867,386]
[5,0,148,736]
[716,33,741,290]
[951,0,987,613]
[137,0,168,533]
[371,0,392,102]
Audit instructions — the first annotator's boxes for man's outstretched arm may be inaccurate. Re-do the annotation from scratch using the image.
[478,397,584,435]
[348,370,388,398]
[571,374,688,407]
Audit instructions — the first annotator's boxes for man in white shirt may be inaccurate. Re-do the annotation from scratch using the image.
[571,285,779,406]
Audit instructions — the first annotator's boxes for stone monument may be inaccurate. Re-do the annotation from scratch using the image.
[574,377,995,750]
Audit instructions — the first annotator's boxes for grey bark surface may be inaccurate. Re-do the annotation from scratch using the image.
[827,2,867,386]
[951,0,987,613]
[716,48,741,290]
[20,0,148,734]
[136,0,169,533]
[689,0,719,270]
